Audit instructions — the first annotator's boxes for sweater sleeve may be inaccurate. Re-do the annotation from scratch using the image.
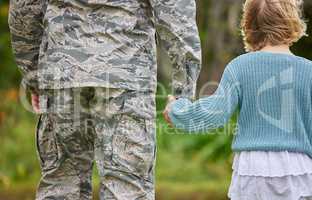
[168,65,240,132]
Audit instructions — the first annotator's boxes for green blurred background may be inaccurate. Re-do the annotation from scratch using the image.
[1,0,312,199]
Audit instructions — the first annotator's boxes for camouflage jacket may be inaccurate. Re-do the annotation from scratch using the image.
[8,0,202,99]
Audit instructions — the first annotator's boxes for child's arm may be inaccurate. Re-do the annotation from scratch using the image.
[167,65,240,133]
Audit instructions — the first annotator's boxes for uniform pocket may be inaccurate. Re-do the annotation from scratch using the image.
[122,91,156,120]
[35,114,60,171]
[111,114,156,181]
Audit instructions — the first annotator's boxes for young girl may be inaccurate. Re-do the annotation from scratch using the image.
[163,0,312,199]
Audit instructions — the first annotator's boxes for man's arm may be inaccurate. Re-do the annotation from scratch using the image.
[151,0,202,100]
[8,0,46,93]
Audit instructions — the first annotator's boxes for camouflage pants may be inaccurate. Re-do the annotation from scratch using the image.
[35,88,156,200]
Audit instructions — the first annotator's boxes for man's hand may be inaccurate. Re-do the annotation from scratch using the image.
[31,93,40,113]
[163,95,177,127]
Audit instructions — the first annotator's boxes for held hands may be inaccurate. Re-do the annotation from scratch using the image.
[31,93,40,113]
[162,95,177,127]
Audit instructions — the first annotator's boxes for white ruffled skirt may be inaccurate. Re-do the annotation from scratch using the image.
[228,151,312,200]
[228,172,312,200]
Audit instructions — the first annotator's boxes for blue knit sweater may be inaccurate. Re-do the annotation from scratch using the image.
[168,51,312,157]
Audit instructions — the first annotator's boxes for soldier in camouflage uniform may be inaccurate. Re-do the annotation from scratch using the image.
[8,0,201,199]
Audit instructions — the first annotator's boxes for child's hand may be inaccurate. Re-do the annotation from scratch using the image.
[31,93,40,114]
[163,95,177,127]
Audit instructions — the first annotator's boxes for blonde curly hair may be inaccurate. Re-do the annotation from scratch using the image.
[241,0,307,52]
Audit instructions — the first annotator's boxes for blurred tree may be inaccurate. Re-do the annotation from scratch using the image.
[292,0,312,59]
[197,0,244,96]
[0,0,20,90]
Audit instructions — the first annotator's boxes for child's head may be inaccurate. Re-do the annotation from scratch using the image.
[241,0,307,52]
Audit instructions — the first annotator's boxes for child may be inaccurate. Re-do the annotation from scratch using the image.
[163,0,312,199]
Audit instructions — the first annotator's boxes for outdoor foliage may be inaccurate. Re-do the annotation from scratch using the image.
[1,0,312,199]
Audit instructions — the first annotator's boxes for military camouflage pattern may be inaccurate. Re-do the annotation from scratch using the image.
[9,0,200,198]
[36,87,156,200]
[8,0,201,99]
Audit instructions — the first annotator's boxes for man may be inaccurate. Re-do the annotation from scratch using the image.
[8,0,201,199]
